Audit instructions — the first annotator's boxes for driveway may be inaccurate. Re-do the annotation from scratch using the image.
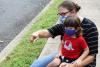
[0,0,50,51]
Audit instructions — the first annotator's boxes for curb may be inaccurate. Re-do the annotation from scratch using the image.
[0,0,54,63]
[39,36,60,58]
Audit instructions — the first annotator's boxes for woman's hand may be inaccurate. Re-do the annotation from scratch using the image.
[29,33,39,43]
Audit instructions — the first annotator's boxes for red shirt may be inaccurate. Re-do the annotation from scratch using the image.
[61,34,88,59]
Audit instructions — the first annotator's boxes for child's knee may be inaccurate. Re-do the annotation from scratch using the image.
[47,62,58,67]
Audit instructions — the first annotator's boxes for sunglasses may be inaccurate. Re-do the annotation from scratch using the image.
[57,12,69,16]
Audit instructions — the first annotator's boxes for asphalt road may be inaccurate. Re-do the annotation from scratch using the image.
[0,0,50,51]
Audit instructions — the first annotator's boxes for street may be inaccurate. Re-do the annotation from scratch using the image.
[0,0,50,51]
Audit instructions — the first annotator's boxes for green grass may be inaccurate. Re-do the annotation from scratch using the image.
[0,0,63,67]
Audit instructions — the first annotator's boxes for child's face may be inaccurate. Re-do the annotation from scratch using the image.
[64,27,77,36]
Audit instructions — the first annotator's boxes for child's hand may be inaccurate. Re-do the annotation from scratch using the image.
[60,63,77,67]
[59,62,68,67]
[74,59,83,67]
[29,33,39,43]
[55,54,60,58]
[56,53,62,58]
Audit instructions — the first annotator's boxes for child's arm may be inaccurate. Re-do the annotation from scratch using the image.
[74,36,89,66]
[58,40,64,57]
[77,47,89,60]
[74,47,89,67]
[77,36,89,60]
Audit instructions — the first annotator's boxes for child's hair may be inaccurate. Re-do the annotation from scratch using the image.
[64,16,82,37]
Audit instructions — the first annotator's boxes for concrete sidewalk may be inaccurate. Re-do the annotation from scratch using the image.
[39,0,100,67]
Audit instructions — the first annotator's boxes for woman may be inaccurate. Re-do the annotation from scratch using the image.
[30,0,98,67]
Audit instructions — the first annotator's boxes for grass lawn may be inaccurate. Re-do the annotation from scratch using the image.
[0,0,63,67]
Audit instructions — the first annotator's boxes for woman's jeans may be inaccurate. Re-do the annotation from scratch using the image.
[30,52,57,67]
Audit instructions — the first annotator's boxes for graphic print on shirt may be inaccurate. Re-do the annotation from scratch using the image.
[64,40,74,50]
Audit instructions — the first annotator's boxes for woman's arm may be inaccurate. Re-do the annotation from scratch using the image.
[81,54,95,66]
[75,54,95,67]
[29,24,64,43]
[61,55,95,67]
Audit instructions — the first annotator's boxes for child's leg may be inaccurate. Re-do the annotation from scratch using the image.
[47,57,61,67]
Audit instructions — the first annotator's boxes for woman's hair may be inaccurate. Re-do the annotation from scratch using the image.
[59,0,81,12]
[64,16,82,37]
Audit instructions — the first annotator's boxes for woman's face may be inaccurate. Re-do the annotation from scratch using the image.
[58,6,76,16]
